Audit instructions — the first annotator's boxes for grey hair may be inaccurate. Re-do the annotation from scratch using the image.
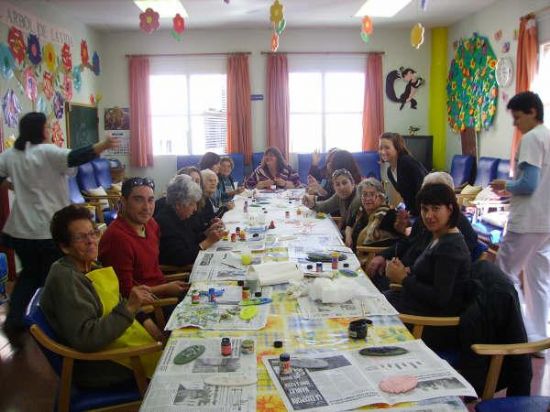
[422,171,454,189]
[200,168,218,181]
[166,174,202,207]
[357,177,386,200]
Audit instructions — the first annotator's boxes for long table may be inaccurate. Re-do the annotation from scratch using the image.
[141,190,469,411]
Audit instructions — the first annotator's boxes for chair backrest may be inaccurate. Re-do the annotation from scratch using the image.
[474,157,500,187]
[252,152,263,171]
[450,155,475,186]
[68,176,86,204]
[496,159,510,180]
[77,162,100,192]
[297,153,327,185]
[91,158,113,190]
[227,153,244,184]
[24,288,63,376]
[175,155,202,172]
[352,151,381,180]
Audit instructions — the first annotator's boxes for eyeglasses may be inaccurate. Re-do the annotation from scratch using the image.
[122,177,155,194]
[71,229,101,243]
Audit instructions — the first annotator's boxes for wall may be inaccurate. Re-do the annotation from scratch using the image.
[0,0,102,148]
[99,27,432,193]
[446,0,550,167]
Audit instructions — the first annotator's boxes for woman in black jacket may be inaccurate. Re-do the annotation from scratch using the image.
[379,132,427,216]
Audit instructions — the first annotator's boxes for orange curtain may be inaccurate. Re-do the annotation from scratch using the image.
[128,57,154,167]
[227,54,253,164]
[266,53,290,160]
[362,53,384,151]
[511,15,538,165]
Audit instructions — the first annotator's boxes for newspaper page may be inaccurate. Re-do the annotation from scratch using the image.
[297,294,399,318]
[140,337,257,412]
[190,251,249,282]
[262,340,476,411]
[165,285,272,331]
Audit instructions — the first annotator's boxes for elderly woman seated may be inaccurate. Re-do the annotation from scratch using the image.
[246,147,301,189]
[196,169,232,228]
[303,169,361,232]
[344,178,401,250]
[156,175,224,266]
[40,205,162,388]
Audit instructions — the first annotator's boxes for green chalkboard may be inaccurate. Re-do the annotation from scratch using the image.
[65,102,99,149]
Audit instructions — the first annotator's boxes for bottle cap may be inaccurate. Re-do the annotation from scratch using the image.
[274,340,283,348]
[237,280,245,287]
[255,291,262,297]
[279,353,290,361]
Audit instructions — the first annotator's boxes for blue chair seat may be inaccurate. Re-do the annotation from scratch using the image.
[475,396,550,412]
[450,155,475,187]
[474,157,500,187]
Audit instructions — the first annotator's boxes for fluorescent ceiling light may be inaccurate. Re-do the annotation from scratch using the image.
[354,0,412,17]
[134,0,188,18]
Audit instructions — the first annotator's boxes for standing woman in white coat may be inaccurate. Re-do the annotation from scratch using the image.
[0,112,119,348]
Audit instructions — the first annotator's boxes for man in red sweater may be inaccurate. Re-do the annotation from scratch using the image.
[99,177,187,298]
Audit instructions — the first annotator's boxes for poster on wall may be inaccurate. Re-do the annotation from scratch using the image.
[385,67,425,110]
[104,107,130,130]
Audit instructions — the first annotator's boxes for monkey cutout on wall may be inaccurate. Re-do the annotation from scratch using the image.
[385,67,425,110]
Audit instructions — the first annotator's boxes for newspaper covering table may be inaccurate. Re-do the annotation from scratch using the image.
[262,340,475,411]
[140,337,257,411]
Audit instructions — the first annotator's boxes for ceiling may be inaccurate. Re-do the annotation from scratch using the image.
[37,0,501,31]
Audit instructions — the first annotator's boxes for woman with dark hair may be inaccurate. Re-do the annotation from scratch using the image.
[379,132,427,216]
[41,205,161,388]
[0,112,118,347]
[199,152,221,173]
[328,150,362,185]
[307,147,338,199]
[385,183,471,324]
[246,147,300,189]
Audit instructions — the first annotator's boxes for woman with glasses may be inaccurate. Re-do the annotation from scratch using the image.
[41,205,162,388]
[246,147,301,189]
[0,112,119,348]
[302,169,361,232]
[344,177,401,250]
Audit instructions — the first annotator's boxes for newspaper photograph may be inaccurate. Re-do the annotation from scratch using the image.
[297,295,399,318]
[140,337,257,412]
[262,340,476,411]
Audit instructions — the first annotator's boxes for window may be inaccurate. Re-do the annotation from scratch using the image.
[150,73,227,155]
[289,71,364,153]
[534,43,550,129]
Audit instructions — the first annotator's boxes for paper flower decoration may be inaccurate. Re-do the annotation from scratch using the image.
[0,43,15,79]
[410,23,425,49]
[50,120,64,147]
[2,89,22,128]
[270,0,283,25]
[43,71,54,100]
[92,51,100,75]
[8,27,25,65]
[173,13,185,34]
[53,91,65,119]
[360,31,369,43]
[27,33,41,65]
[24,68,38,102]
[63,73,73,101]
[72,66,82,91]
[44,42,57,72]
[61,43,72,71]
[271,33,279,52]
[362,16,373,35]
[81,40,89,66]
[140,8,160,33]
[275,18,286,35]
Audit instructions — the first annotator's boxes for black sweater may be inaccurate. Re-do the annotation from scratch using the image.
[387,154,427,216]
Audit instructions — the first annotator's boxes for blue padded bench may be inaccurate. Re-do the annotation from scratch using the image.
[474,157,500,187]
[450,155,475,187]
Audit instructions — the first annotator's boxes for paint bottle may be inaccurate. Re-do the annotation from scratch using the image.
[285,211,290,219]
[244,200,249,213]
[191,290,200,304]
[316,262,323,273]
[208,288,216,303]
[242,287,251,301]
[279,353,291,375]
[331,251,340,270]
[221,337,232,356]
[241,339,254,355]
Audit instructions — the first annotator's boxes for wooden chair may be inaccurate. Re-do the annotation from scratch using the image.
[398,313,461,339]
[25,289,163,412]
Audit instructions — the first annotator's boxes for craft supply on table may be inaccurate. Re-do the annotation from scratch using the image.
[221,337,232,356]
[378,375,418,394]
[239,305,258,320]
[359,346,409,357]
[239,297,272,306]
[242,286,251,300]
[191,290,200,304]
[331,251,340,270]
[173,344,205,365]
[241,339,255,354]
[279,353,292,375]
[349,318,372,340]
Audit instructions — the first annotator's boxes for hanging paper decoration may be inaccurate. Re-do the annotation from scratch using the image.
[271,33,279,52]
[43,71,54,100]
[360,16,373,43]
[0,43,15,79]
[72,66,82,91]
[420,0,429,11]
[81,40,89,66]
[53,91,64,119]
[50,120,64,147]
[269,0,285,51]
[63,73,73,101]
[8,27,25,65]
[171,13,185,41]
[501,41,510,53]
[27,33,41,65]
[92,51,100,75]
[410,23,425,49]
[24,68,38,102]
[2,89,22,128]
[270,0,283,25]
[140,8,160,33]
[36,96,47,114]
[494,30,502,41]
[44,42,57,72]
[61,43,72,72]
[447,33,498,132]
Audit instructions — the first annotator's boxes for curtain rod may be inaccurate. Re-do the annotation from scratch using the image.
[125,52,252,58]
[523,4,550,19]
[260,51,384,55]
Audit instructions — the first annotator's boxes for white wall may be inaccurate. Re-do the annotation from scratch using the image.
[446,0,550,167]
[99,27,432,192]
[0,0,102,148]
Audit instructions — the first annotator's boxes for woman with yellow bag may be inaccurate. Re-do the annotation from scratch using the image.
[40,205,162,388]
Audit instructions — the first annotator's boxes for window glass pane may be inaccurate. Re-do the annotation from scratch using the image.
[325,72,364,113]
[325,114,363,153]
[150,75,187,115]
[189,74,227,114]
[151,115,188,155]
[289,114,323,153]
[289,72,322,113]
[190,114,227,155]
